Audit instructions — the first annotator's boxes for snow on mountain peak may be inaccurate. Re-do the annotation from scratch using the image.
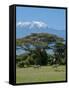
[16,21,47,29]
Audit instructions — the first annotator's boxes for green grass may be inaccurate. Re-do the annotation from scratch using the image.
[16,65,66,83]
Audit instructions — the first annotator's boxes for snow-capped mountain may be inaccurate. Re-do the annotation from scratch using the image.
[16,21,47,29]
[16,21,65,39]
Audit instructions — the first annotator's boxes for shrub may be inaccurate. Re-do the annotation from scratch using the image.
[18,61,24,68]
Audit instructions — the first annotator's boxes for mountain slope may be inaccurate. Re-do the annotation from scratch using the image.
[16,26,65,39]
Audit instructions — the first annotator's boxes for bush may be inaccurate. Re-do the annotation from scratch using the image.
[59,58,66,65]
[16,57,21,64]
[24,60,30,67]
[18,61,24,68]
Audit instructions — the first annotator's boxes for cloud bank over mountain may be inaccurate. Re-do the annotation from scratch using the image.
[16,21,47,29]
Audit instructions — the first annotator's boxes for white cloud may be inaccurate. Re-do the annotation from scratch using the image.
[16,21,47,29]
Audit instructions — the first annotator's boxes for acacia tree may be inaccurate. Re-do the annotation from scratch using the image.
[16,44,48,65]
[16,33,65,66]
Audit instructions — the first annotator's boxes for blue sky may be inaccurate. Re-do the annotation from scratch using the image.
[16,6,66,39]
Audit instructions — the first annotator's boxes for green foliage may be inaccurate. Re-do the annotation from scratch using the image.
[16,33,64,46]
[16,33,66,67]
[16,56,22,63]
[47,55,54,65]
[53,42,66,65]
[18,61,24,68]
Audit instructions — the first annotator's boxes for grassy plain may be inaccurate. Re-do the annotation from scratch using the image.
[16,65,66,83]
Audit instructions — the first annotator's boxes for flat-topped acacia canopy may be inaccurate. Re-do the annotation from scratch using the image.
[16,33,64,47]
